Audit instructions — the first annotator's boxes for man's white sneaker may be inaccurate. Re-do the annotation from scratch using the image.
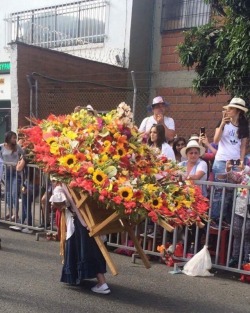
[91,283,111,295]
[21,227,33,234]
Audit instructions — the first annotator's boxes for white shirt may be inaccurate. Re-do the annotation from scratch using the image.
[65,209,75,240]
[179,159,208,196]
[160,143,176,161]
[139,116,175,134]
[215,123,241,161]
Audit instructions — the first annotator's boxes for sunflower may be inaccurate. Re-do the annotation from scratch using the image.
[116,146,126,157]
[45,137,57,145]
[92,169,107,185]
[118,186,133,201]
[59,154,77,168]
[150,197,163,209]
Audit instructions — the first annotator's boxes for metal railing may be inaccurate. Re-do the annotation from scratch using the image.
[161,0,211,31]
[6,0,107,48]
[107,180,250,276]
[1,163,250,276]
[0,163,55,237]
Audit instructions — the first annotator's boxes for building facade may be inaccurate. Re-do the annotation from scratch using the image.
[1,0,154,133]
[151,0,230,139]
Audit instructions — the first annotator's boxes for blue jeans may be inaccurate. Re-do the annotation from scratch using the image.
[22,183,39,226]
[5,169,21,216]
[211,160,233,222]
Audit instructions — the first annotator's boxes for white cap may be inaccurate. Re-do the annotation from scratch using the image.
[49,186,68,204]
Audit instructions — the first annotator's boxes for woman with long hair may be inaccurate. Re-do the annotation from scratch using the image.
[148,124,175,160]
[0,131,23,221]
[212,97,249,224]
[172,137,187,162]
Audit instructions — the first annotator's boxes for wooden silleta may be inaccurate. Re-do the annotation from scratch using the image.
[68,187,174,275]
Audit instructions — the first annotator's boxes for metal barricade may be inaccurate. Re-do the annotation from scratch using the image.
[107,180,250,276]
[0,163,56,238]
[2,164,250,276]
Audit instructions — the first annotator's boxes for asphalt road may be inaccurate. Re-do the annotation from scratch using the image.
[1,224,250,313]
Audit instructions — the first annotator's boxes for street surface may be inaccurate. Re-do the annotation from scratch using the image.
[1,224,250,313]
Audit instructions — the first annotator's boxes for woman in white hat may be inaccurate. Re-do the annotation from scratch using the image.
[179,140,207,196]
[211,97,249,222]
[179,140,208,251]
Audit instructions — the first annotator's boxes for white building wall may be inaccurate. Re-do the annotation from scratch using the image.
[0,74,11,100]
[10,45,18,132]
[0,0,133,67]
[0,0,133,131]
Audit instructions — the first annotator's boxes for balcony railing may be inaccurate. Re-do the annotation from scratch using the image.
[6,0,107,49]
[161,0,211,31]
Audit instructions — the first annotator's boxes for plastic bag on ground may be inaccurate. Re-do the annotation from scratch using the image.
[182,245,213,277]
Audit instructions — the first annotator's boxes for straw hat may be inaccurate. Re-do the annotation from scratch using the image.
[188,133,199,141]
[180,140,205,158]
[223,97,248,113]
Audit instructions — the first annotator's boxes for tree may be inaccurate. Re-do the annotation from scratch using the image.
[178,0,250,100]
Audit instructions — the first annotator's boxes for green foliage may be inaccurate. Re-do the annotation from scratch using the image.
[178,0,250,100]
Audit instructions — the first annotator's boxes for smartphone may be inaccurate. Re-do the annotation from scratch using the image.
[200,127,205,136]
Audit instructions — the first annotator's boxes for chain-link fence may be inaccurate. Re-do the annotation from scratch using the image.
[32,74,150,128]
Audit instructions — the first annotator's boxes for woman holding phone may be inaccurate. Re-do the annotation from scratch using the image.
[211,97,249,224]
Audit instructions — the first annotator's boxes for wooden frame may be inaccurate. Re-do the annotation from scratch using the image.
[68,187,151,275]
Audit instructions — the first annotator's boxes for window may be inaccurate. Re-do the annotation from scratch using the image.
[161,0,211,31]
[7,0,107,49]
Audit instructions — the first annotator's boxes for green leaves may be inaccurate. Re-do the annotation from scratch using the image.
[177,0,250,100]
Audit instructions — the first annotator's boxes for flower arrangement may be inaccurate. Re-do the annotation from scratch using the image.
[20,102,209,227]
[157,243,184,267]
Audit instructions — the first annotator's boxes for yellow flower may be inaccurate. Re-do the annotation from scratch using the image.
[144,184,158,194]
[112,155,121,161]
[103,140,111,149]
[150,197,163,209]
[46,137,57,145]
[101,154,108,162]
[50,142,59,155]
[182,200,192,208]
[92,169,107,185]
[59,154,77,168]
[118,186,133,201]
[87,167,94,174]
[116,146,126,157]
[62,128,77,140]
